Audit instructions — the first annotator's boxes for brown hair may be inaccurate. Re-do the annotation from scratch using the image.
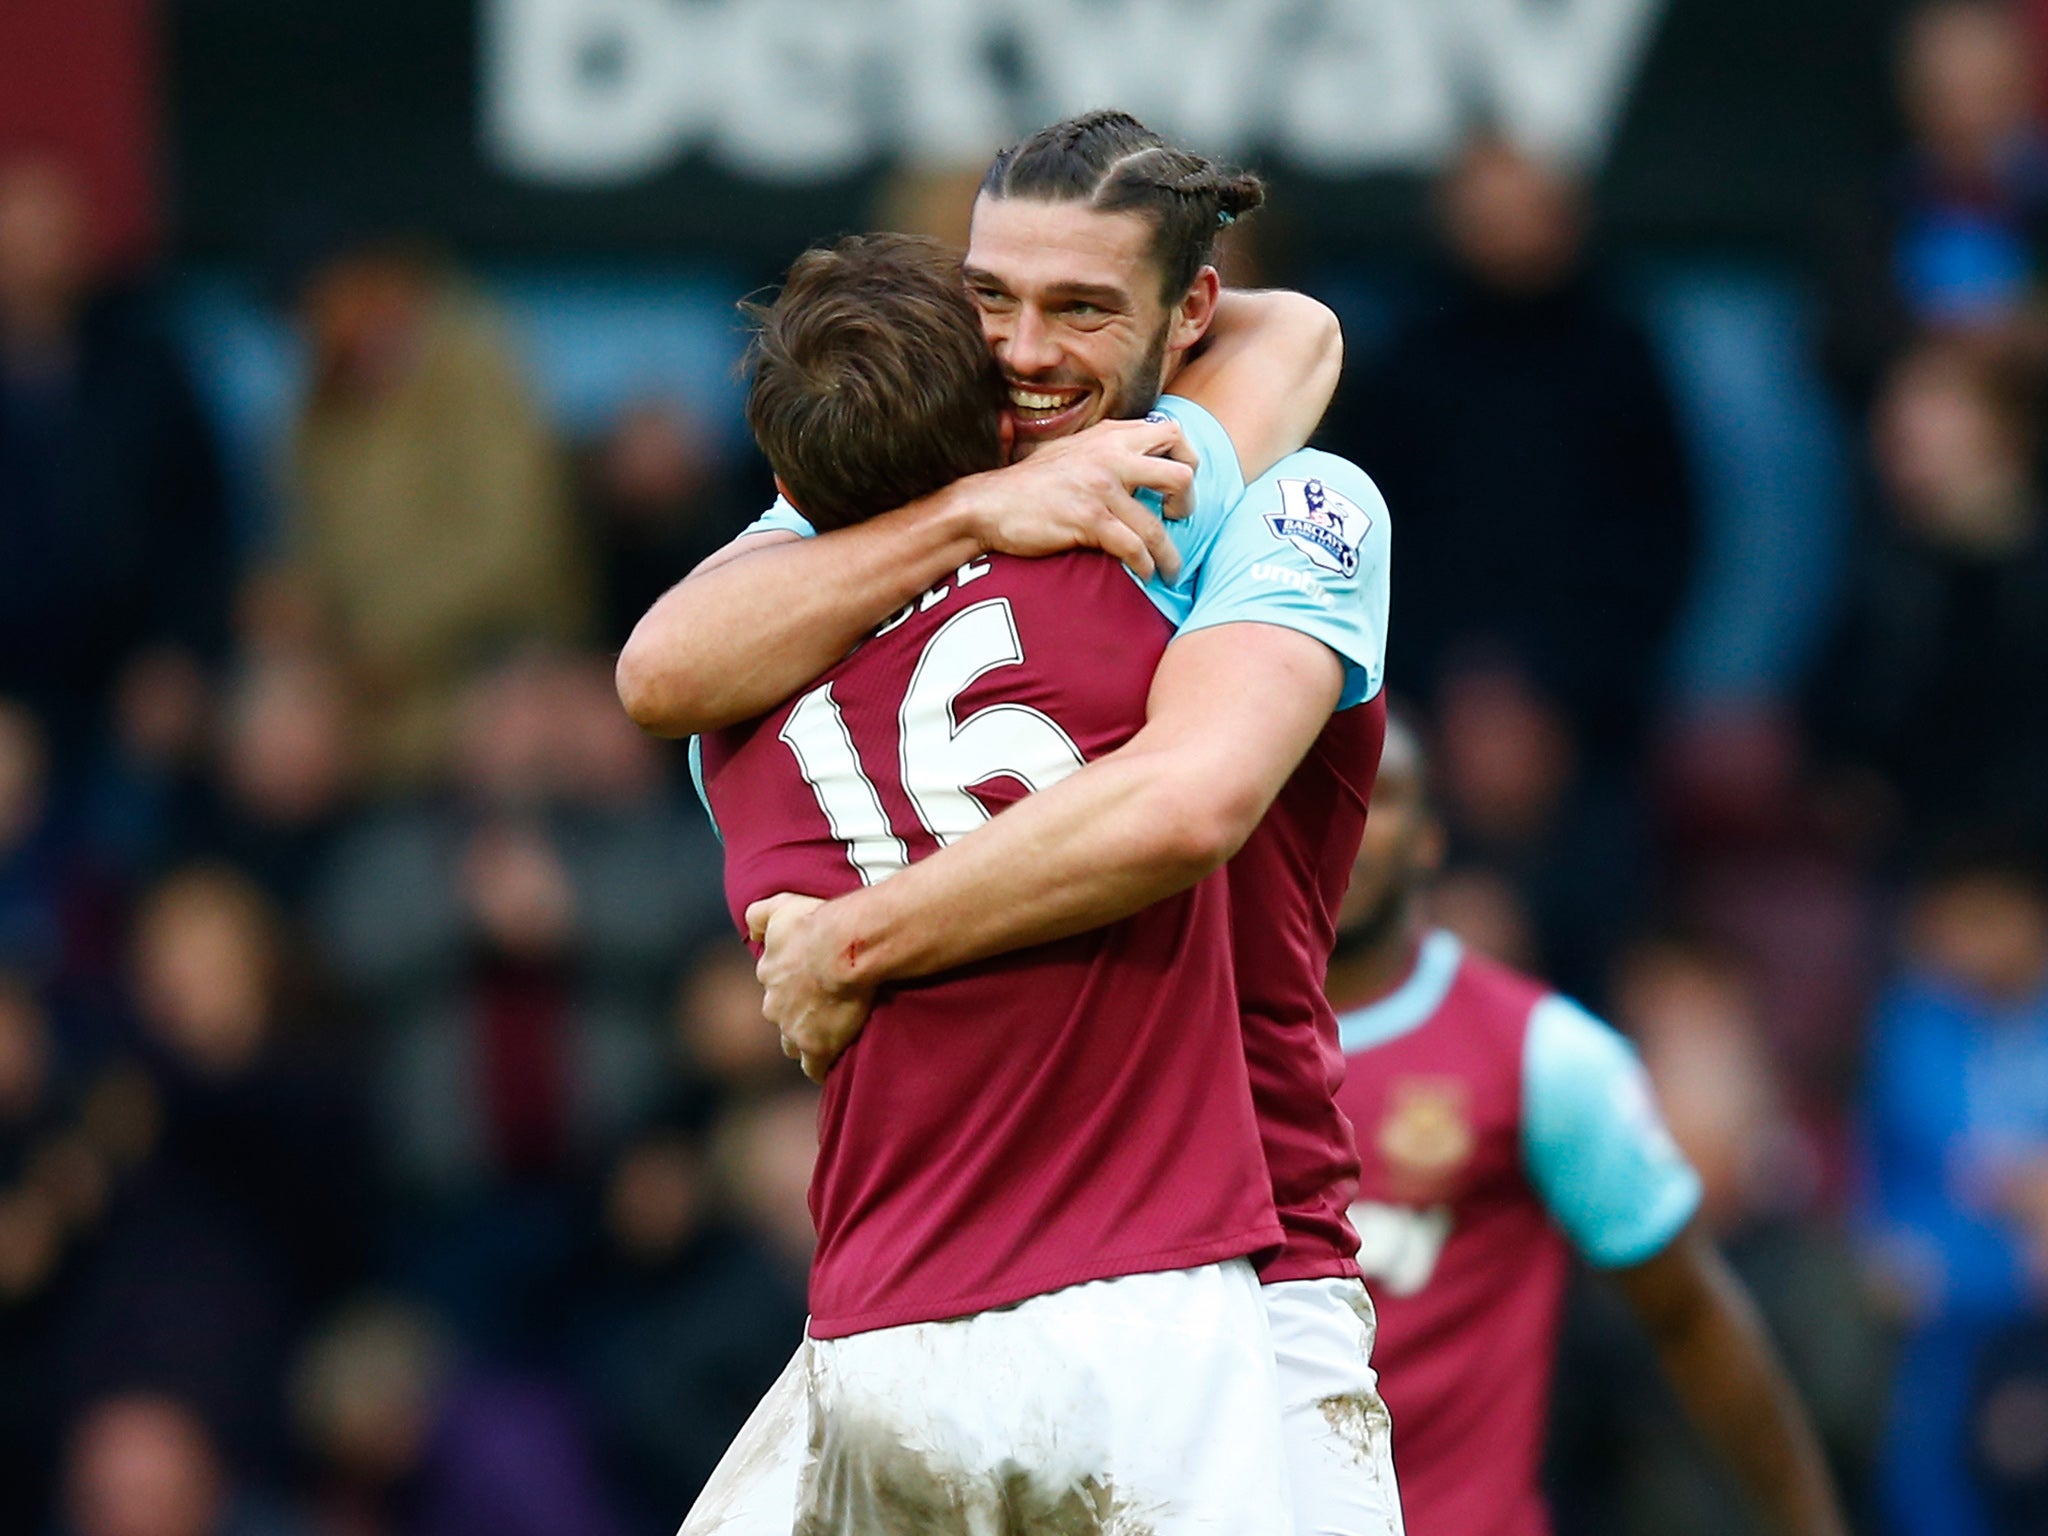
[979,110,1266,302]
[744,234,1007,532]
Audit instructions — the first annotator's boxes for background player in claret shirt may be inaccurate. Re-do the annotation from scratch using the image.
[698,117,1400,1536]
[1325,716,1849,1536]
[693,232,1292,1534]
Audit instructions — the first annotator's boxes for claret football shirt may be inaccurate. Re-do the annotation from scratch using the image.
[726,396,1394,1291]
[1336,930,1702,1536]
[699,546,1281,1337]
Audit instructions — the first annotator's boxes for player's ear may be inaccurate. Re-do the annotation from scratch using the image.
[1167,267,1222,357]
[773,474,805,514]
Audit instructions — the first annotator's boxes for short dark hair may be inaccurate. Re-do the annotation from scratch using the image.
[744,234,1007,532]
[979,110,1266,302]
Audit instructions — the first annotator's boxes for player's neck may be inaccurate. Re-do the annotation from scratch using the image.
[1325,916,1428,1015]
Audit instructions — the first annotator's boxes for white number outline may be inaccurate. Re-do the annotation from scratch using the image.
[779,597,1085,884]
[898,600,1085,849]
[777,684,910,886]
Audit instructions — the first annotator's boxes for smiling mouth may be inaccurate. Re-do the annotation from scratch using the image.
[1006,383,1092,431]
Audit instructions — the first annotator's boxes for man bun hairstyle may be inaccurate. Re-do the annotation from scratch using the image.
[744,233,1007,533]
[980,109,1266,301]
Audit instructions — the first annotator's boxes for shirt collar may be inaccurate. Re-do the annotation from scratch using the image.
[1336,929,1465,1055]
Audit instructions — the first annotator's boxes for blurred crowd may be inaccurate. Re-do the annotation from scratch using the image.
[3,3,2048,1535]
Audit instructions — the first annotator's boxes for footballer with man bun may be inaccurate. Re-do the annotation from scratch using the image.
[628,112,1402,1536]
[698,231,1294,1534]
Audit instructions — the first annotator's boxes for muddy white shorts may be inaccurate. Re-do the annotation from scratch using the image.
[680,1259,1291,1536]
[1263,1277,1404,1536]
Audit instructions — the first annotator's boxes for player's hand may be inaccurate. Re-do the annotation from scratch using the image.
[963,416,1195,582]
[747,892,876,1084]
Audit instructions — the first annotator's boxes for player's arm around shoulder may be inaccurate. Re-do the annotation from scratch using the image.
[756,619,1348,1078]
[754,452,1387,1075]
[614,420,1195,738]
[1172,290,1344,482]
[1126,443,1399,854]
[776,450,1387,997]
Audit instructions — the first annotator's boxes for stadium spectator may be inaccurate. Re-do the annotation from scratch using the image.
[81,649,218,893]
[1897,1,2048,333]
[1824,1,2048,399]
[1652,707,1880,1124]
[1546,938,1890,1536]
[0,700,65,978]
[1429,659,1654,1001]
[1810,340,2048,863]
[705,1085,817,1291]
[577,400,761,654]
[1331,135,1695,998]
[58,867,368,1476]
[59,1394,295,1536]
[283,237,591,789]
[309,653,721,1345]
[127,867,368,1308]
[0,973,70,1535]
[189,653,360,908]
[0,153,232,767]
[0,968,157,1286]
[1336,134,1694,764]
[557,1106,806,1535]
[1864,849,2048,1536]
[1967,1308,2048,1533]
[0,696,130,1001]
[667,941,785,1101]
[291,1301,623,1536]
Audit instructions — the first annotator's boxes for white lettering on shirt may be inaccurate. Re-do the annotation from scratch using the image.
[1248,561,1333,607]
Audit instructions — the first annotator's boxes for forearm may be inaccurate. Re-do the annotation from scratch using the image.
[616,491,982,736]
[813,624,1339,990]
[617,417,1201,737]
[1637,1243,1849,1536]
[1174,289,1343,479]
[817,748,1233,988]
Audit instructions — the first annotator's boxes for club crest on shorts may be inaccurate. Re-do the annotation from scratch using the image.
[1266,478,1370,577]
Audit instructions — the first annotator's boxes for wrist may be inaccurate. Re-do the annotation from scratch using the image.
[812,893,888,995]
[915,474,999,559]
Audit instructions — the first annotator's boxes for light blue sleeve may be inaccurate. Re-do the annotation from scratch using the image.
[1173,447,1391,709]
[1135,395,1248,627]
[1523,996,1703,1268]
[687,736,721,844]
[739,496,816,540]
[703,503,804,843]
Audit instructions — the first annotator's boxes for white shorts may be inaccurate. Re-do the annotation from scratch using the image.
[681,1260,1291,1536]
[1264,1277,1404,1536]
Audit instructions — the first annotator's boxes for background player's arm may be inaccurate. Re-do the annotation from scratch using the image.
[751,622,1344,1075]
[1523,1002,1849,1536]
[1174,289,1342,481]
[1612,1228,1851,1536]
[615,417,1194,737]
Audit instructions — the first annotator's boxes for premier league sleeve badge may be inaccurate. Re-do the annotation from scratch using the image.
[1265,478,1371,579]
